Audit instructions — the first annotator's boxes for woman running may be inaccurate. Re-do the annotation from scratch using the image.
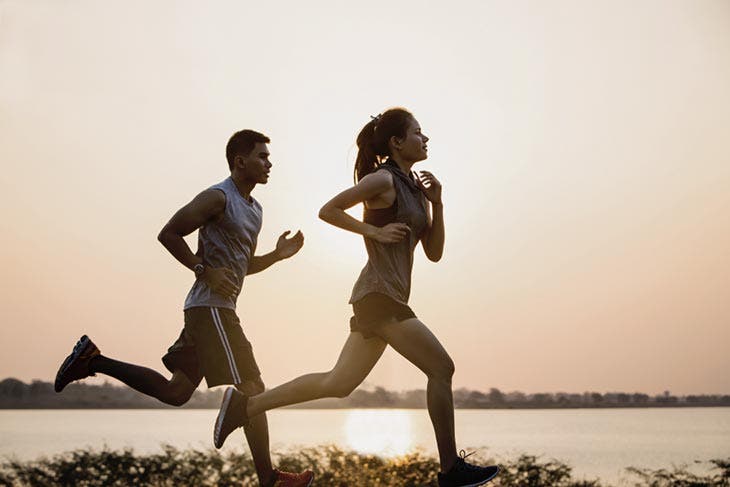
[215,108,499,487]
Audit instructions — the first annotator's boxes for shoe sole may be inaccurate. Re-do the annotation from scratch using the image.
[54,336,92,392]
[458,466,500,487]
[214,387,235,449]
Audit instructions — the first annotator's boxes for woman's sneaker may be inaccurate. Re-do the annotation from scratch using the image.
[437,451,500,487]
[213,387,249,448]
[54,335,100,392]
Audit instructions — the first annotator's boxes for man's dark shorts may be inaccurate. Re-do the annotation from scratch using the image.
[350,292,417,339]
[162,307,261,388]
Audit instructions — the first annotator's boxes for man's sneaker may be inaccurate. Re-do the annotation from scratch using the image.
[54,335,100,392]
[213,387,249,449]
[438,451,500,487]
[271,469,315,487]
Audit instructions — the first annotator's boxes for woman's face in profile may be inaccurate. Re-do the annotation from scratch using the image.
[395,118,429,163]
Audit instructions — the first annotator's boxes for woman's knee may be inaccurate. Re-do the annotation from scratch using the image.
[429,355,455,382]
[321,373,359,398]
[329,383,358,398]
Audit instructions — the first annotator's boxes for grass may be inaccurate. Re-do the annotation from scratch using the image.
[0,445,728,486]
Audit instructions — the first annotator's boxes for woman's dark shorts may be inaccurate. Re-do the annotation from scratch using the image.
[162,307,261,388]
[350,292,417,339]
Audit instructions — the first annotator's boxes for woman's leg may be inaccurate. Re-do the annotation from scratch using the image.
[377,318,457,472]
[246,332,387,417]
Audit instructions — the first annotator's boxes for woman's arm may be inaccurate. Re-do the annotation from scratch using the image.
[416,171,445,262]
[319,171,411,244]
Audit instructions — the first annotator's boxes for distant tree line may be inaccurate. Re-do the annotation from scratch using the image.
[451,387,730,408]
[2,378,729,409]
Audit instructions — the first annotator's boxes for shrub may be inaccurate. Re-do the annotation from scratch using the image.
[0,446,727,486]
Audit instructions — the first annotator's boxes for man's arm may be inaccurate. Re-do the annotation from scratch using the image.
[247,230,304,275]
[157,189,238,297]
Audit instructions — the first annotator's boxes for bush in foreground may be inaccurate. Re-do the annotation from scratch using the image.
[0,445,727,486]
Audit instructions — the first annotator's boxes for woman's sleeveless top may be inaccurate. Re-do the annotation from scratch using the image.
[349,160,429,305]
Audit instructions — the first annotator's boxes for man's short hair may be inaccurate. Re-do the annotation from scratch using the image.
[226,130,270,170]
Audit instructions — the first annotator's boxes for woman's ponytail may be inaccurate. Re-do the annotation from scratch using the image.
[354,118,380,182]
[353,108,413,183]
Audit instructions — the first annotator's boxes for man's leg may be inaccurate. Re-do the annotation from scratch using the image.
[233,377,316,487]
[90,357,197,406]
[205,308,313,486]
[55,335,198,406]
[235,378,274,487]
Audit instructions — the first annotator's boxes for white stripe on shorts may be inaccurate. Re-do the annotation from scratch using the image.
[210,307,241,384]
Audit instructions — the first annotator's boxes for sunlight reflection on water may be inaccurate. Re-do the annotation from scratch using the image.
[344,409,414,456]
[2,408,729,485]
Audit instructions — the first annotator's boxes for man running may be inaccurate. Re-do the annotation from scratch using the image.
[54,129,314,487]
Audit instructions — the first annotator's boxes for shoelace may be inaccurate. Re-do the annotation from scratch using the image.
[459,449,475,460]
[457,450,485,472]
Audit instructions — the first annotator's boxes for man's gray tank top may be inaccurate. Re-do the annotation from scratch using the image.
[350,160,429,305]
[184,177,263,311]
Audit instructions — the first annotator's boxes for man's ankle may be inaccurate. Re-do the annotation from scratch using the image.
[88,355,103,374]
[259,469,276,487]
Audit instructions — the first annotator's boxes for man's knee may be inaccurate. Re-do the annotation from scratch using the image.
[163,371,196,406]
[165,384,194,407]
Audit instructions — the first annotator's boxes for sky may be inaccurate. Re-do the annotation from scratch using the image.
[1,0,728,396]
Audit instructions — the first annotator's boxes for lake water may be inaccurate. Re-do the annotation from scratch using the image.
[1,408,729,485]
